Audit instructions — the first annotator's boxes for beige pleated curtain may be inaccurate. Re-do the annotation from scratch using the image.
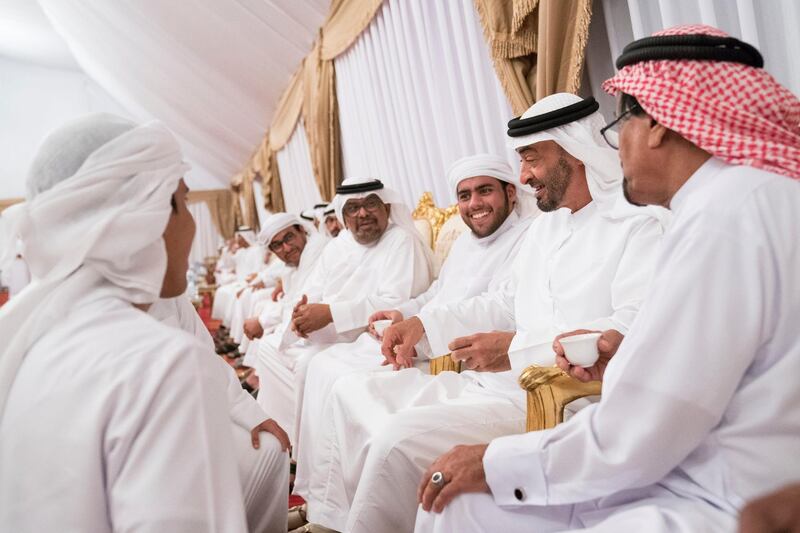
[241,0,593,211]
[241,0,384,212]
[187,189,238,239]
[474,0,593,115]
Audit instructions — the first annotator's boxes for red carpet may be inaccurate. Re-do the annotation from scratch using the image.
[196,293,221,335]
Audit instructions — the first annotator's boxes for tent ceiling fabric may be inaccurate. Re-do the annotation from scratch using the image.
[36,0,330,189]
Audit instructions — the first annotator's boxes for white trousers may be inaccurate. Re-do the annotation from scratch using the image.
[256,338,327,447]
[212,282,244,325]
[231,288,273,344]
[305,369,527,533]
[293,333,388,500]
[231,423,290,533]
[413,485,736,533]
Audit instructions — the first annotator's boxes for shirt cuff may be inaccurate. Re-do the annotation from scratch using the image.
[416,309,449,356]
[508,340,557,376]
[231,395,268,431]
[484,430,551,507]
[329,300,364,333]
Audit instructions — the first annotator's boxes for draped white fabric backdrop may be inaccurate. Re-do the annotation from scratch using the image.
[335,0,516,208]
[36,0,329,190]
[252,180,271,227]
[585,0,800,120]
[187,201,222,265]
[276,121,323,214]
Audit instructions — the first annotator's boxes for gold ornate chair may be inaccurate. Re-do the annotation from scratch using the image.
[411,192,601,431]
[411,192,467,374]
[518,366,601,431]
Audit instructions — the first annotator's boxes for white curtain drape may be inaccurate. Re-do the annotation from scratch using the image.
[584,0,800,120]
[252,180,271,227]
[275,120,322,213]
[37,0,329,191]
[335,0,515,208]
[187,201,222,265]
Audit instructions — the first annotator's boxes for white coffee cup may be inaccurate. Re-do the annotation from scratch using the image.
[560,332,602,368]
[372,319,393,338]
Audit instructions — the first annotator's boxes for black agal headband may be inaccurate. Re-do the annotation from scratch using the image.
[507,97,599,138]
[335,179,384,195]
[615,34,763,70]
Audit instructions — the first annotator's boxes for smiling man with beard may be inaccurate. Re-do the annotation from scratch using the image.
[414,24,800,533]
[300,93,667,533]
[254,178,434,452]
[291,155,537,531]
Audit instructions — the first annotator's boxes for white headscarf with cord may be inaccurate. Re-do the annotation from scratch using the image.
[508,92,669,223]
[330,177,434,273]
[0,113,188,418]
[236,228,257,246]
[258,212,306,247]
[446,154,540,219]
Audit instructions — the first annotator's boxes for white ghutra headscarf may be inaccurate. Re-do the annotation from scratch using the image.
[0,113,188,417]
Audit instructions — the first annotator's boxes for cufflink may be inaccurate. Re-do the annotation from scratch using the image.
[514,488,526,501]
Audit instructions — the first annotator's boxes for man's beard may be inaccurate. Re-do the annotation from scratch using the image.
[467,194,512,238]
[622,176,646,207]
[352,216,383,244]
[536,156,573,212]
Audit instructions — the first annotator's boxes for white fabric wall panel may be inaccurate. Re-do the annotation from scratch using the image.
[252,180,271,227]
[335,0,516,208]
[585,0,800,121]
[188,201,222,265]
[276,121,322,213]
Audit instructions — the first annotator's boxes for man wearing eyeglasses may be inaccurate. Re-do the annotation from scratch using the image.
[255,178,434,450]
[238,214,327,365]
[298,92,666,533]
[414,24,800,533]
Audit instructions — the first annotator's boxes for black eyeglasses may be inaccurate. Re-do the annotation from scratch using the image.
[600,104,641,149]
[342,195,384,217]
[268,230,297,252]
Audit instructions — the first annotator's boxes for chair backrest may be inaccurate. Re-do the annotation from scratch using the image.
[411,192,468,276]
[411,192,468,375]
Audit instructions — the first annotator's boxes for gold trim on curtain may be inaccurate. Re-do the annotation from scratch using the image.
[474,0,592,114]
[302,40,342,202]
[187,189,237,240]
[319,0,385,60]
[236,0,386,208]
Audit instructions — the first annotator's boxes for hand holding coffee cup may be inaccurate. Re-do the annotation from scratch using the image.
[368,309,404,339]
[372,319,393,339]
[553,329,625,383]
[559,332,602,367]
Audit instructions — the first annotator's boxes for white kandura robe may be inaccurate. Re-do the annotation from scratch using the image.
[314,201,665,533]
[295,213,532,507]
[256,225,432,445]
[0,294,247,533]
[416,159,800,532]
[242,232,329,369]
[212,244,267,324]
[230,260,286,346]
[149,296,289,533]
[2,255,31,298]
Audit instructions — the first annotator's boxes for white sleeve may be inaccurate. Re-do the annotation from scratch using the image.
[215,355,267,430]
[417,276,516,356]
[507,217,664,374]
[330,235,429,333]
[483,215,769,507]
[395,277,441,318]
[107,341,248,532]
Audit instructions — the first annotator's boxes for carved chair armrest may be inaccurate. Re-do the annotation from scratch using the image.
[429,354,462,375]
[518,366,601,432]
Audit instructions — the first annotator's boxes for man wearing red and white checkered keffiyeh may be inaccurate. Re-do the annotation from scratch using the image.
[414,24,800,533]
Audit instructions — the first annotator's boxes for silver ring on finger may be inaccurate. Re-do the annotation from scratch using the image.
[431,471,445,488]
